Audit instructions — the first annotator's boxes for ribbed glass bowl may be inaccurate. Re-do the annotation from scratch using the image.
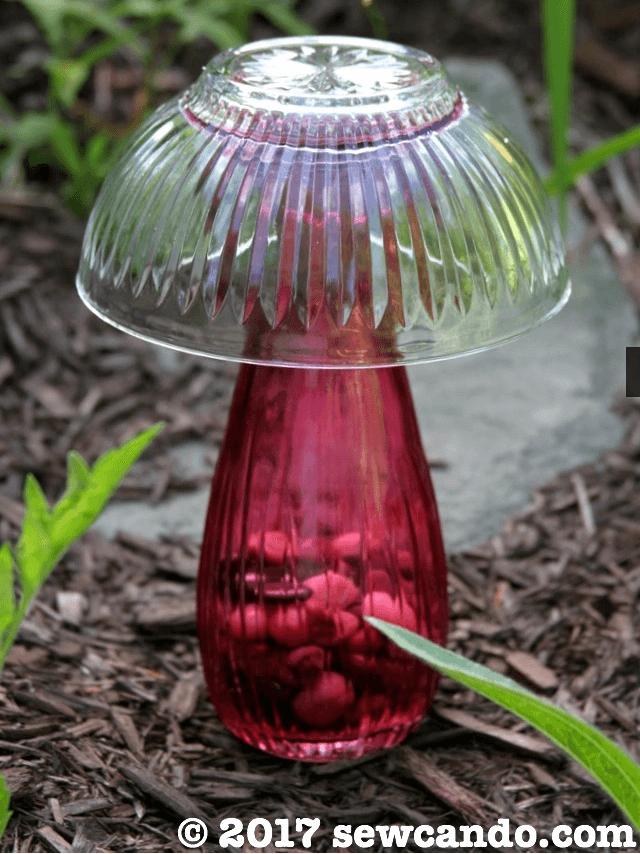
[77,35,570,367]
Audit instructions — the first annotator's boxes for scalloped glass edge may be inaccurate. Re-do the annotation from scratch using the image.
[76,275,571,368]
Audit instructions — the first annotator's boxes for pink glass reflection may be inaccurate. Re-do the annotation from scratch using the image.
[197,364,448,761]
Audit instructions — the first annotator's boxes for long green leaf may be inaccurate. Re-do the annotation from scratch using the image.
[0,773,11,840]
[0,112,58,183]
[546,124,640,195]
[361,0,388,41]
[15,0,68,54]
[0,545,15,638]
[64,0,132,42]
[367,618,640,832]
[48,58,90,109]
[172,8,244,48]
[16,475,52,596]
[57,18,152,104]
[261,2,315,36]
[541,0,575,228]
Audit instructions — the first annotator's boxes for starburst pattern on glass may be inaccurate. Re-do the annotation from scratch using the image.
[76,36,570,367]
[216,42,435,100]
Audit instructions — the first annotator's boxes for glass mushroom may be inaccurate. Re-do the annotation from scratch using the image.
[77,36,570,762]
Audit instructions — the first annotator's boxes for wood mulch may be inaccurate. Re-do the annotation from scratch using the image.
[1,203,640,852]
[2,0,640,849]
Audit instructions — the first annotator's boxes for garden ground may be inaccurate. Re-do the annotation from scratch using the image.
[1,0,640,850]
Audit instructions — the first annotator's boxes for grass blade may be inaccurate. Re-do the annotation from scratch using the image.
[546,124,640,195]
[367,618,640,831]
[361,0,388,41]
[172,9,245,48]
[0,774,11,839]
[261,2,315,36]
[541,0,576,229]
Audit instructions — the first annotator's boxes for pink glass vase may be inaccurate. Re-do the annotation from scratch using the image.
[197,363,448,762]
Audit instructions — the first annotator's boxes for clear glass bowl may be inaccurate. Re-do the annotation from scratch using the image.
[77,36,570,367]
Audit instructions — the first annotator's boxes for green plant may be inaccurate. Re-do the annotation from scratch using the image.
[545,125,640,196]
[0,423,163,835]
[1,0,313,216]
[360,0,388,41]
[541,0,574,230]
[541,0,640,217]
[0,777,9,841]
[368,618,640,833]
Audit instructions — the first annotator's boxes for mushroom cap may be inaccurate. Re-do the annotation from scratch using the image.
[77,36,570,367]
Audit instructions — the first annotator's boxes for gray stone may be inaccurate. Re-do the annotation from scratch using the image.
[409,59,634,550]
[93,442,218,542]
[93,59,636,552]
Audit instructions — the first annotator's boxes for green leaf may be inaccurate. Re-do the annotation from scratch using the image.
[53,451,91,522]
[14,0,131,56]
[223,4,251,39]
[360,0,388,41]
[172,8,244,48]
[0,772,12,840]
[49,423,165,555]
[541,0,576,228]
[67,450,91,490]
[112,0,164,16]
[16,0,68,54]
[49,120,83,180]
[260,2,315,36]
[75,22,149,71]
[24,474,51,521]
[0,545,15,638]
[48,57,91,108]
[545,125,640,195]
[0,112,57,183]
[5,112,57,148]
[63,0,131,40]
[84,132,113,175]
[81,422,164,509]
[16,474,52,595]
[367,618,640,832]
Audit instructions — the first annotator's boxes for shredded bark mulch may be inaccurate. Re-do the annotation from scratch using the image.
[2,0,640,848]
[1,205,640,852]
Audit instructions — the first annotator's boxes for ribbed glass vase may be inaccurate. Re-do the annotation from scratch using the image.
[197,363,448,761]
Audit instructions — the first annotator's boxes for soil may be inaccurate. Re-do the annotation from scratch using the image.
[1,0,640,851]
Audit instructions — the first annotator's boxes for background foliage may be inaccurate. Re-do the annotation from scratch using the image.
[0,0,312,215]
[1,0,639,218]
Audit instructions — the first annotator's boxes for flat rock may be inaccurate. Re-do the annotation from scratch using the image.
[408,58,635,550]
